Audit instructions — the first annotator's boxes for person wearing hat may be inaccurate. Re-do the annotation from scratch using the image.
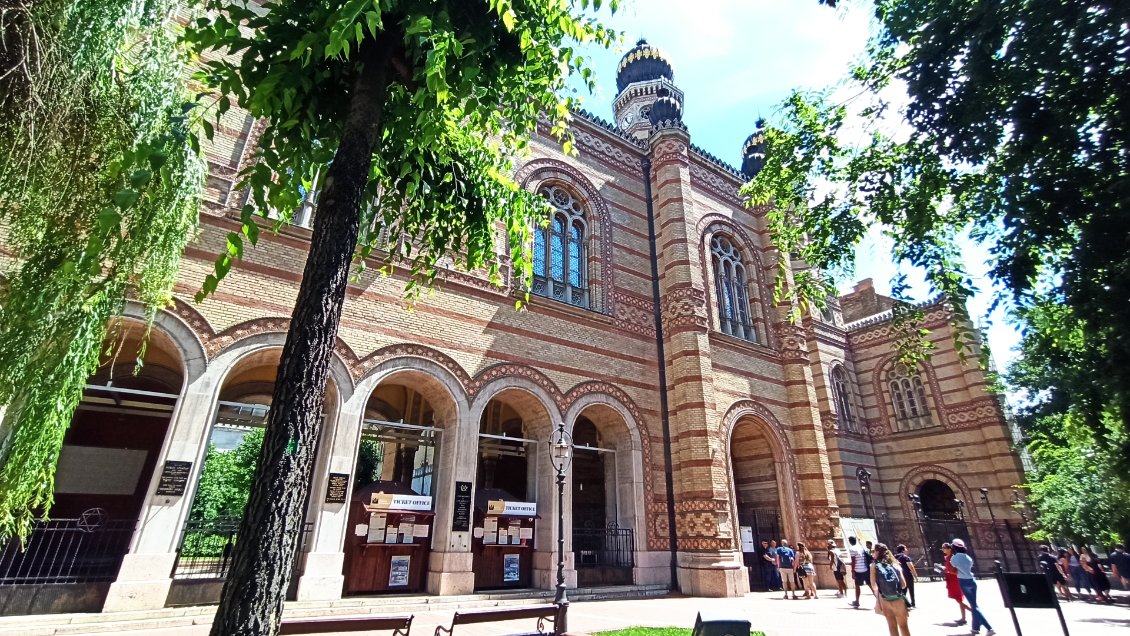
[828,539,848,597]
[949,538,995,636]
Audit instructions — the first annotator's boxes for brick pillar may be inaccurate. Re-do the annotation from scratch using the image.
[774,313,842,588]
[648,125,747,597]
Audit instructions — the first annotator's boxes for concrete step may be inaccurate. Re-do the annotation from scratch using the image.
[0,585,670,635]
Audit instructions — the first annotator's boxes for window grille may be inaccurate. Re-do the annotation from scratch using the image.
[711,235,757,342]
[532,185,589,308]
[888,365,933,431]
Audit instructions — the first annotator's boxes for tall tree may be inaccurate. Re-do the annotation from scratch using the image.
[0,0,204,541]
[745,1,1128,465]
[184,1,617,633]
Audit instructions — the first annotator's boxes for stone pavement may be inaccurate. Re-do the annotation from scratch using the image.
[7,582,1129,636]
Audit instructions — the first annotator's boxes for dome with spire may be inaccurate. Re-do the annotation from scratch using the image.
[741,118,768,178]
[648,86,683,127]
[616,39,675,93]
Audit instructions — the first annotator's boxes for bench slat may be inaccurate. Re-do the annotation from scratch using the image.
[280,615,413,635]
[450,604,558,624]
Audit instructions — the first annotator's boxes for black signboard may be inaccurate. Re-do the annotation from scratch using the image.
[998,572,1058,609]
[452,481,472,531]
[325,473,350,504]
[155,460,192,496]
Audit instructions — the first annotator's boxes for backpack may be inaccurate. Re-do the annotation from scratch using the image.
[875,562,903,601]
[777,548,795,569]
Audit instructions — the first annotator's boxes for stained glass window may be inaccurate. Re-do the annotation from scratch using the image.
[711,236,757,342]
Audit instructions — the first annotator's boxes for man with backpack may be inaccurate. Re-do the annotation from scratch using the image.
[776,539,799,600]
[828,539,848,597]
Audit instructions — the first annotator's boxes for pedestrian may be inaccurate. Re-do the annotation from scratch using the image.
[767,539,783,591]
[865,540,876,570]
[894,544,918,608]
[942,542,971,625]
[848,535,871,608]
[1080,546,1113,603]
[870,543,911,636]
[776,539,799,599]
[758,539,776,591]
[796,542,818,599]
[828,539,848,597]
[950,538,995,636]
[1037,545,1072,601]
[1067,547,1091,596]
[1110,544,1130,590]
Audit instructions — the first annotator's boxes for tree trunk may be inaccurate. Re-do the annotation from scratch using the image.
[209,35,393,636]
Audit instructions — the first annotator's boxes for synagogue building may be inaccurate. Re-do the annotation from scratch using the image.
[0,40,1029,615]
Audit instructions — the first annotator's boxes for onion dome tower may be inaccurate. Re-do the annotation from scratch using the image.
[741,119,768,178]
[612,39,683,140]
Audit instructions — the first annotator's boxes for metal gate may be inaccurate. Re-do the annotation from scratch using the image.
[918,518,971,570]
[737,507,782,591]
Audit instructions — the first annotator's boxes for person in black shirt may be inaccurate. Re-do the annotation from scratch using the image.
[1037,545,1072,601]
[894,544,919,607]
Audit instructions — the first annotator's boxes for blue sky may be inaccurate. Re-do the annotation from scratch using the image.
[573,0,1022,371]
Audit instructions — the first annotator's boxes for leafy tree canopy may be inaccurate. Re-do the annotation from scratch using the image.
[745,0,1128,466]
[0,0,204,541]
[187,0,619,300]
[189,430,265,522]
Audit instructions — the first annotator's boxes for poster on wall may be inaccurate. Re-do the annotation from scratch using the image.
[367,513,387,543]
[389,555,411,587]
[739,526,755,553]
[839,517,880,545]
[503,553,520,582]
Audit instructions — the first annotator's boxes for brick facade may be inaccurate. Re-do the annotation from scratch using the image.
[1,39,1027,612]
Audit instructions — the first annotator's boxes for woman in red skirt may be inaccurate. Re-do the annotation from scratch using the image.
[942,543,971,625]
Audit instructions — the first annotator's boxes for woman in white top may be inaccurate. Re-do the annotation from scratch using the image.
[949,539,994,636]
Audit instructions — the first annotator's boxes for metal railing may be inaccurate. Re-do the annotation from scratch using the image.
[0,511,135,585]
[172,517,313,580]
[573,524,634,569]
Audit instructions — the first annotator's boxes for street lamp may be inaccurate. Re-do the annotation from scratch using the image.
[980,487,1010,572]
[856,467,873,518]
[907,492,932,569]
[549,422,572,631]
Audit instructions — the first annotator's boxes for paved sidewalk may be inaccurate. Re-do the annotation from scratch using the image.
[12,581,1130,636]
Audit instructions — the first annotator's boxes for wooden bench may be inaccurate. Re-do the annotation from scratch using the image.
[281,614,413,636]
[433,604,560,636]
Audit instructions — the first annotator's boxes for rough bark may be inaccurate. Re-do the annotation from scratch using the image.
[209,35,393,636]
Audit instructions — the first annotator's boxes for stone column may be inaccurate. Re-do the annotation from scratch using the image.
[425,407,478,595]
[649,124,747,597]
[294,394,363,601]
[774,314,842,590]
[103,373,219,611]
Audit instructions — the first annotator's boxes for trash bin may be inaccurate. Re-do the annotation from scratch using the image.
[692,611,751,636]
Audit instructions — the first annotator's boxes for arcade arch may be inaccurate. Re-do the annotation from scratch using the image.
[179,346,342,581]
[470,382,558,590]
[567,398,644,586]
[341,368,461,594]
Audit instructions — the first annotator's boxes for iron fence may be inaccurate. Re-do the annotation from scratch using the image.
[172,517,313,580]
[573,524,634,569]
[0,511,135,584]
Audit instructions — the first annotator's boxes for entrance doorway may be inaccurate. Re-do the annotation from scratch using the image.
[916,479,971,567]
[344,380,443,595]
[172,349,336,602]
[570,416,632,586]
[0,322,185,596]
[729,416,784,591]
[472,391,550,590]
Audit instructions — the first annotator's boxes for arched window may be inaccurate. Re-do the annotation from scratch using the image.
[888,364,932,431]
[711,235,757,342]
[829,365,858,433]
[532,185,589,308]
